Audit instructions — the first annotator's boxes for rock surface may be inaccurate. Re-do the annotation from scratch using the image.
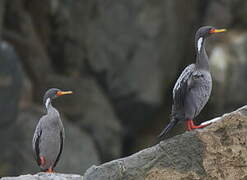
[83,105,247,180]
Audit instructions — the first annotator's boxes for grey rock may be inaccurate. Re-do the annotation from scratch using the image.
[84,132,204,180]
[1,173,83,180]
[84,105,247,179]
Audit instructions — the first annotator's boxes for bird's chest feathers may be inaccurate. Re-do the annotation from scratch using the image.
[188,71,212,98]
[46,108,62,127]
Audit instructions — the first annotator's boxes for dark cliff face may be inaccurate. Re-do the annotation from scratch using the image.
[0,0,247,176]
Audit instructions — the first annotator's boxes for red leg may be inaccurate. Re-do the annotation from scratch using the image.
[186,120,192,131]
[186,120,211,131]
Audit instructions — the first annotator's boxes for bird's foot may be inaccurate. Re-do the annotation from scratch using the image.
[186,120,211,131]
[46,168,54,173]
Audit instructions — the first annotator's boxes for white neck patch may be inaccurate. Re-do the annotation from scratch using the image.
[45,98,51,109]
[197,37,203,52]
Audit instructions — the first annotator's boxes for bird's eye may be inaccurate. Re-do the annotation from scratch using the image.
[209,28,215,34]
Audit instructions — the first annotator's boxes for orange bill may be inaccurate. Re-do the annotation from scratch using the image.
[209,28,227,34]
[56,91,73,96]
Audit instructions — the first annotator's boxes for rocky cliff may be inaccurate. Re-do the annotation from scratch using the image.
[2,105,247,179]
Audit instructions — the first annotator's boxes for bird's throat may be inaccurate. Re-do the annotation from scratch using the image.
[196,44,209,70]
[45,98,51,109]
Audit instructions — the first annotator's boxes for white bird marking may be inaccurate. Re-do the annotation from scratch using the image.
[45,98,51,109]
[197,37,203,52]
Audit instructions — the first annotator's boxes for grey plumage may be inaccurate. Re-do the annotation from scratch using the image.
[158,26,226,139]
[32,88,72,172]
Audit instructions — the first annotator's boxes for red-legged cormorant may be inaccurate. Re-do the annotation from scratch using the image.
[32,88,73,172]
[158,26,226,139]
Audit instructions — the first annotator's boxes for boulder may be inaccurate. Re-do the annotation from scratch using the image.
[83,105,247,179]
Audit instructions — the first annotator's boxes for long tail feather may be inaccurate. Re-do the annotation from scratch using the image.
[158,118,179,140]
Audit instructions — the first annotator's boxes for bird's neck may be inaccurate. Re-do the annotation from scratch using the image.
[44,98,53,112]
[195,37,209,70]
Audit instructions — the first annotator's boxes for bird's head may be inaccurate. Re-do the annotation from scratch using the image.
[195,26,226,52]
[196,26,226,38]
[43,88,73,108]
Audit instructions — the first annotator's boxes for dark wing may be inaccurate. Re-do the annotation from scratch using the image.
[158,64,196,139]
[173,64,195,107]
[53,129,64,168]
[32,122,42,165]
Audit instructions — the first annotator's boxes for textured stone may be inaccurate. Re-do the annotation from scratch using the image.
[83,105,247,180]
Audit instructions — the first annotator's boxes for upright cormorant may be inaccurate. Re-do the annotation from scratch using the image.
[32,88,73,172]
[158,26,226,139]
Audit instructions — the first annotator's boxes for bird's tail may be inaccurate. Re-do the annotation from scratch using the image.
[158,118,179,140]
